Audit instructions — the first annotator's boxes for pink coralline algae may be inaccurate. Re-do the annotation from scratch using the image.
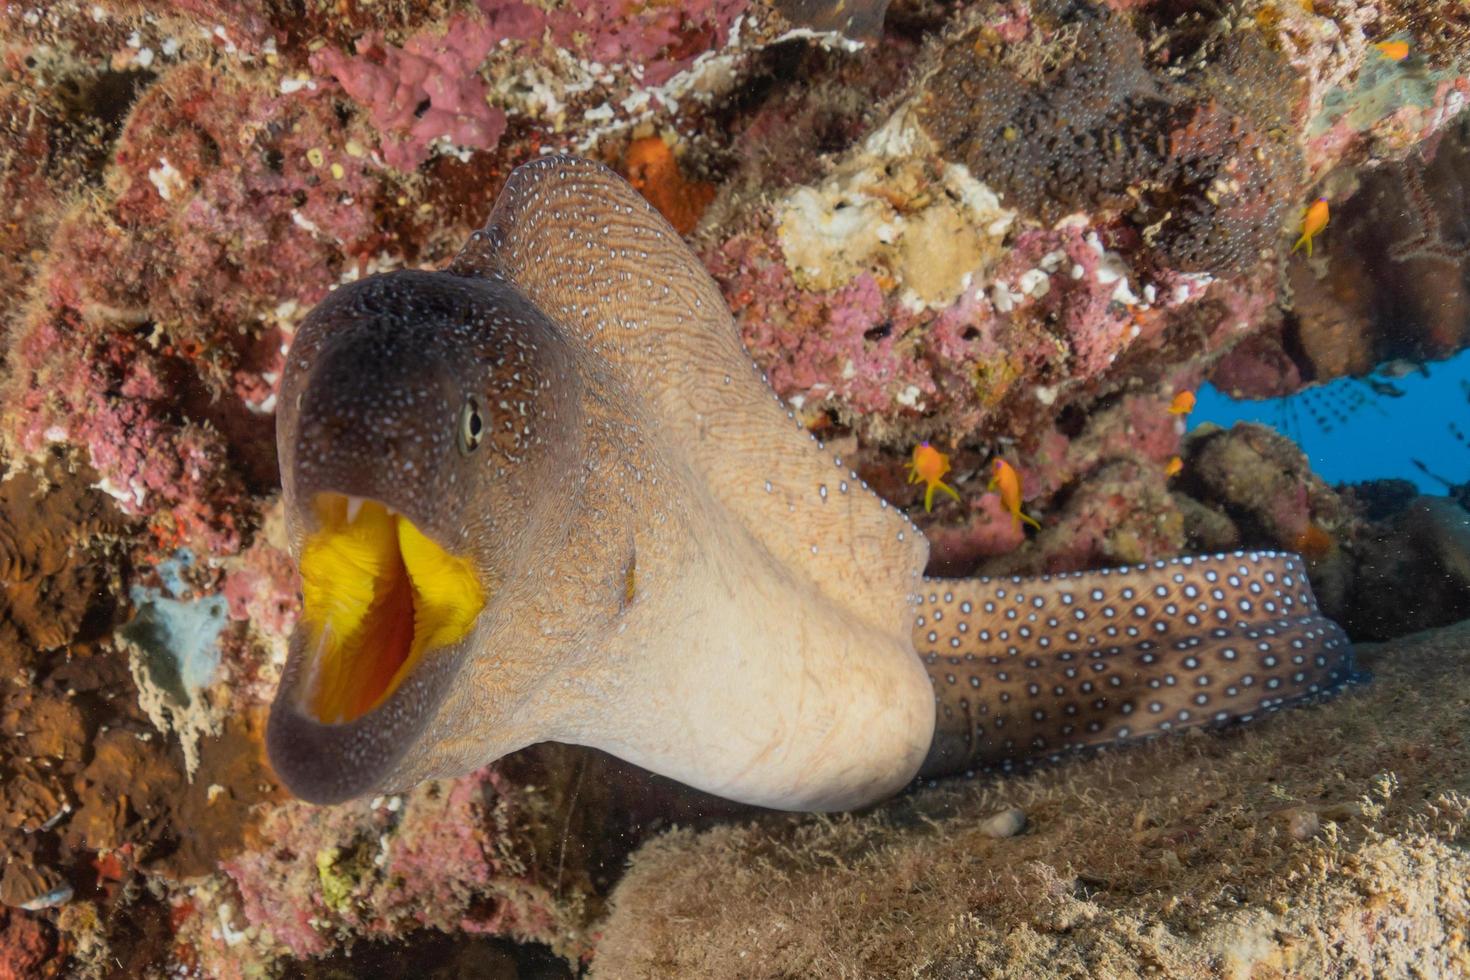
[545,0,748,86]
[4,63,380,553]
[209,768,566,967]
[222,532,298,641]
[709,213,1214,450]
[312,0,750,171]
[707,228,1001,441]
[310,11,527,172]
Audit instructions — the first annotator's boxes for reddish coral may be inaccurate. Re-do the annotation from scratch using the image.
[543,0,749,87]
[0,908,55,980]
[623,137,715,235]
[924,494,1027,575]
[222,540,298,639]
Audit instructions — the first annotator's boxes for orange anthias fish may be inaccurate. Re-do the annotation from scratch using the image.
[1164,456,1184,478]
[1292,197,1330,257]
[907,442,963,512]
[989,459,1040,532]
[1373,40,1410,61]
[1168,390,1196,415]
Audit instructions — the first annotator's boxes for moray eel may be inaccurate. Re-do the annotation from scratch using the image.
[268,156,1360,809]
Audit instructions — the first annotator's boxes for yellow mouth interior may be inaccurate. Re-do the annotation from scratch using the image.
[299,493,486,724]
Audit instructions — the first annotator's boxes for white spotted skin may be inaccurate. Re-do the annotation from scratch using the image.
[917,551,1361,776]
[270,155,1357,811]
[449,157,936,810]
[273,156,933,810]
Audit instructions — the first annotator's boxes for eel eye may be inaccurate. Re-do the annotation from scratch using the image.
[458,396,483,454]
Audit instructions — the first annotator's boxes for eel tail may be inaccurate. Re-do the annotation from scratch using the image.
[916,550,1363,777]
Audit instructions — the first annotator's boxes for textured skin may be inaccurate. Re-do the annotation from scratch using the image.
[916,552,1358,777]
[270,156,1358,810]
[271,156,936,809]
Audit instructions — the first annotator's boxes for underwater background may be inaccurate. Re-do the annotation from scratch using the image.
[1196,348,1470,491]
[1,0,1468,976]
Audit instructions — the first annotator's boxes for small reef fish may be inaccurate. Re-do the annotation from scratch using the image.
[1379,358,1428,379]
[1168,390,1196,415]
[989,459,1041,532]
[1367,378,1406,399]
[906,442,962,513]
[1292,197,1330,257]
[1373,40,1410,61]
[1165,456,1184,478]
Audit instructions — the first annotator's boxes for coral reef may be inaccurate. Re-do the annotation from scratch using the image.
[1295,116,1470,376]
[1338,495,1470,640]
[1215,87,1470,397]
[1,0,1468,973]
[1172,422,1470,643]
[309,0,756,172]
[919,2,1303,277]
[0,449,272,961]
[593,619,1470,978]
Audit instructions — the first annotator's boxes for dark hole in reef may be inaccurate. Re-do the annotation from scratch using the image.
[1278,310,1322,386]
[413,97,432,119]
[290,931,573,979]
[73,588,122,646]
[703,39,835,156]
[864,320,893,341]
[1134,0,1230,65]
[1055,402,1090,440]
[192,124,223,169]
[813,109,858,155]
[40,66,156,178]
[82,68,156,130]
[264,147,285,172]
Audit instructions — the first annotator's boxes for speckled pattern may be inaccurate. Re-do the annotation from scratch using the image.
[918,551,1359,776]
[272,156,1357,812]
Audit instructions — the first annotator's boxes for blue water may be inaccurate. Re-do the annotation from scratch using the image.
[1193,346,1470,493]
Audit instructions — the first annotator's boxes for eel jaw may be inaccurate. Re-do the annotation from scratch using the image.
[294,491,486,726]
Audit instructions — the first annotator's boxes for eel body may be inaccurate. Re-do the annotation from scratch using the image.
[916,555,1354,776]
[268,156,1359,810]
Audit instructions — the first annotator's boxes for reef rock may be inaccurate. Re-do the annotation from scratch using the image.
[1341,496,1470,640]
[592,618,1470,978]
[3,0,1470,973]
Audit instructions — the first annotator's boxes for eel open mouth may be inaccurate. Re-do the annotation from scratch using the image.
[299,492,486,724]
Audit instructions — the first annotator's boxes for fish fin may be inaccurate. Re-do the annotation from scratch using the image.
[1019,511,1041,530]
[914,551,1362,778]
[924,484,936,512]
[939,481,962,504]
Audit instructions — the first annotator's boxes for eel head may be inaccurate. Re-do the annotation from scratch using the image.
[268,269,579,804]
